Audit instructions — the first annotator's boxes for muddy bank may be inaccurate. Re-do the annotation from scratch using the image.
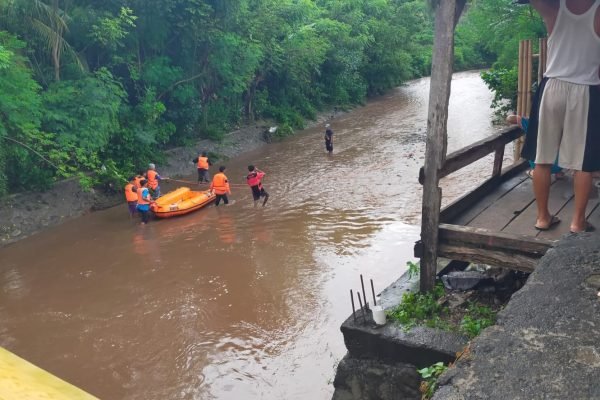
[0,115,336,247]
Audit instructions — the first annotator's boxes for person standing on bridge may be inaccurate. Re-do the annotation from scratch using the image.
[324,124,334,154]
[246,165,270,207]
[210,166,231,206]
[521,0,600,233]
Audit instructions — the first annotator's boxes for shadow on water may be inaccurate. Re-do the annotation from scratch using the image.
[0,71,500,400]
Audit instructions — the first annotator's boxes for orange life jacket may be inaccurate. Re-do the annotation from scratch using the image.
[137,187,151,205]
[125,183,138,202]
[210,173,230,195]
[147,170,159,189]
[197,156,209,170]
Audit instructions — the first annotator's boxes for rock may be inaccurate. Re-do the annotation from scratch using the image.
[441,271,492,291]
[332,354,420,400]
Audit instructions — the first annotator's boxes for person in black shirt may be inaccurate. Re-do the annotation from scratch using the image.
[324,124,334,154]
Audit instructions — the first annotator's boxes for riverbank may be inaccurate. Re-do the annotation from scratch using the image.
[0,114,336,247]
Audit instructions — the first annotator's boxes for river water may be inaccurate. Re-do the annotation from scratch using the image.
[0,71,502,399]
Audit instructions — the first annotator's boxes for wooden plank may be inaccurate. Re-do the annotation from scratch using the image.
[439,223,554,257]
[441,160,529,225]
[503,177,573,237]
[438,127,522,181]
[438,244,537,272]
[0,347,99,400]
[418,127,523,184]
[468,176,536,231]
[492,147,504,177]
[537,196,600,240]
[419,0,459,292]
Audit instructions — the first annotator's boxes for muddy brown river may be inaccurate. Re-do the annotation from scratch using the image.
[0,72,503,399]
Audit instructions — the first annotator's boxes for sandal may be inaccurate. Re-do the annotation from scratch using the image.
[570,222,596,234]
[535,215,561,231]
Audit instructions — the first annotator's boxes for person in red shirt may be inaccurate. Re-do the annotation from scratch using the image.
[246,165,270,207]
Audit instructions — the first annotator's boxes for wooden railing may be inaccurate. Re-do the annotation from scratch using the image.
[415,125,554,273]
[419,126,523,185]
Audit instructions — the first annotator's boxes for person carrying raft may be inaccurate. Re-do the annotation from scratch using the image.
[136,179,154,224]
[146,163,164,199]
[210,166,231,206]
[246,165,270,207]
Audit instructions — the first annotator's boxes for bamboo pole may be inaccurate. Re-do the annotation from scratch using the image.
[538,37,547,85]
[514,41,525,163]
[419,0,460,293]
[525,40,533,117]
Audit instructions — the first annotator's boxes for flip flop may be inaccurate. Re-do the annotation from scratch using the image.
[535,215,561,231]
[570,222,596,234]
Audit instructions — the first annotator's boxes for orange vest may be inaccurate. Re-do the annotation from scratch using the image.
[210,173,230,195]
[125,183,138,202]
[137,187,151,205]
[197,156,209,170]
[147,170,158,189]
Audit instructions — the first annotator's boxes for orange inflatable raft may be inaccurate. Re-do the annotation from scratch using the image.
[151,187,215,218]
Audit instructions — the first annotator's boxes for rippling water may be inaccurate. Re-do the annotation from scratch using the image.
[0,71,501,399]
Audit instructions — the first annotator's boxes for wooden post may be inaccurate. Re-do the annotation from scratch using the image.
[419,0,461,293]
[525,40,533,117]
[538,37,547,85]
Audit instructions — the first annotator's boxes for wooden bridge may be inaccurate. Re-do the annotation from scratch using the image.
[418,1,597,291]
[415,126,600,274]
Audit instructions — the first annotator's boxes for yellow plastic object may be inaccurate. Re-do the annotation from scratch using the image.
[0,347,99,400]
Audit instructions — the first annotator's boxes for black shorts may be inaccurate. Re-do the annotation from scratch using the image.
[325,141,333,152]
[251,185,268,201]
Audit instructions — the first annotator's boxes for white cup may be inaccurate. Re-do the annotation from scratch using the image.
[372,305,386,325]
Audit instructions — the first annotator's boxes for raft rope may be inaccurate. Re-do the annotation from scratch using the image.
[166,178,248,187]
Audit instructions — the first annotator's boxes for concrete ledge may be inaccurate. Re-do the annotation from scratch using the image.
[332,354,421,400]
[434,234,600,400]
[341,271,468,369]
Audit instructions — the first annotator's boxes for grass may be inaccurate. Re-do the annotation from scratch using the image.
[386,282,498,338]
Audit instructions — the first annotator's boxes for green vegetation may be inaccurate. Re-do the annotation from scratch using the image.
[0,0,542,196]
[456,0,547,114]
[387,283,498,338]
[387,283,450,330]
[418,361,448,400]
[407,260,420,279]
[459,302,496,338]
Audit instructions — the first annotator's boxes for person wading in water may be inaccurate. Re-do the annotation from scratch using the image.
[210,166,231,206]
[246,165,270,207]
[324,124,334,154]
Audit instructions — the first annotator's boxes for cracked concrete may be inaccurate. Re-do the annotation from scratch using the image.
[434,234,600,400]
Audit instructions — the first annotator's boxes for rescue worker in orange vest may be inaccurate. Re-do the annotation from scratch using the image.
[195,151,212,183]
[134,171,145,189]
[124,176,138,217]
[246,165,270,207]
[136,179,154,224]
[146,163,163,199]
[210,166,231,206]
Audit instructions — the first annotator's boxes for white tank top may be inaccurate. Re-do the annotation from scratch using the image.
[545,0,600,85]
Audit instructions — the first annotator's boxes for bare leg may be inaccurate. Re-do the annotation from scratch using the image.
[533,164,553,228]
[570,171,592,232]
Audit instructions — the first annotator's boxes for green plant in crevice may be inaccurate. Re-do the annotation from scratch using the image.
[387,283,448,330]
[418,361,448,399]
[459,302,496,338]
[407,260,420,279]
